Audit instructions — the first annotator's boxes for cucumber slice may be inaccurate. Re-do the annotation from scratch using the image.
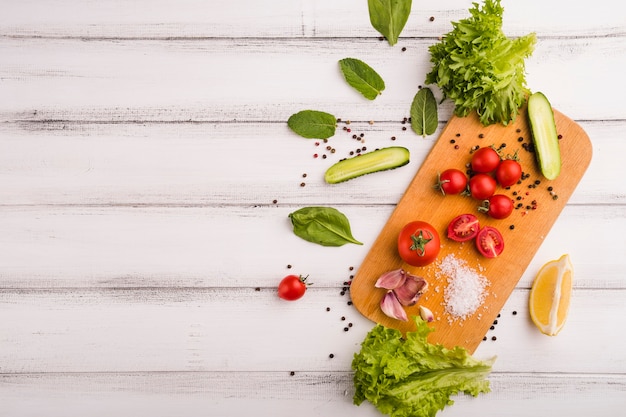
[324,146,410,184]
[528,92,561,180]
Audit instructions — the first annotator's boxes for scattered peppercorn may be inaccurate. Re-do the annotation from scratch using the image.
[287,264,292,269]
[272,199,277,204]
[344,327,349,332]
[255,287,260,292]
[300,182,305,187]
[329,353,334,358]
[401,47,407,52]
[326,307,330,312]
[429,16,435,22]
[290,371,295,376]
[491,336,497,341]
[512,310,518,315]
[509,225,515,230]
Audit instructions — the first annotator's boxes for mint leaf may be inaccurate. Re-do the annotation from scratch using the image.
[367,0,412,46]
[339,58,385,100]
[288,207,363,247]
[287,110,337,139]
[410,87,438,137]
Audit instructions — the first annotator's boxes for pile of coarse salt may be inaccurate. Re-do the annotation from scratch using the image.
[437,254,490,320]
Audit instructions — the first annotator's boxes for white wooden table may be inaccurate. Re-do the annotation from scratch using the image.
[1,1,625,415]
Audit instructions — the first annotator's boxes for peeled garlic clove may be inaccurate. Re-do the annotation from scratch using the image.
[374,269,406,290]
[380,291,408,321]
[419,305,434,322]
[394,273,428,306]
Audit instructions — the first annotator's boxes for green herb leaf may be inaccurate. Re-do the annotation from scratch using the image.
[287,110,337,139]
[288,207,363,247]
[339,58,385,100]
[367,0,412,46]
[410,87,438,137]
[425,0,536,125]
[353,316,495,417]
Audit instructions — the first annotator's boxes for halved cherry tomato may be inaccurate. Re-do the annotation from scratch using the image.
[398,221,440,267]
[471,147,501,173]
[434,169,468,195]
[476,226,504,258]
[496,159,522,188]
[447,214,480,242]
[468,173,497,200]
[278,275,309,301]
[480,194,514,219]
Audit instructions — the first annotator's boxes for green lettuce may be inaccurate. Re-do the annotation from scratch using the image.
[352,316,495,417]
[425,0,536,126]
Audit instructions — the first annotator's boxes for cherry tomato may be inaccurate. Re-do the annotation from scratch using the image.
[496,159,522,187]
[447,214,480,242]
[435,169,468,195]
[471,147,501,173]
[468,173,497,200]
[398,221,440,267]
[476,226,504,258]
[278,275,309,301]
[480,194,514,219]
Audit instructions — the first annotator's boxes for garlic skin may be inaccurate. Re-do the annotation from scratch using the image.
[419,305,434,323]
[380,291,408,321]
[376,269,428,321]
[394,275,428,306]
[374,269,406,290]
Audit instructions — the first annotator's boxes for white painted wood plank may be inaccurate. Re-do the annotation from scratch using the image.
[1,288,625,374]
[1,0,623,38]
[1,371,625,417]
[0,205,622,289]
[0,120,621,206]
[1,36,624,122]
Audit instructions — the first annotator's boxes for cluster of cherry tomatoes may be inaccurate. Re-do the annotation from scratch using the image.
[436,146,522,220]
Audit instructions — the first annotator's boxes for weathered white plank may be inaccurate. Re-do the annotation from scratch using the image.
[1,0,623,39]
[1,36,624,122]
[1,371,625,417]
[0,205,622,289]
[1,288,625,374]
[0,120,621,206]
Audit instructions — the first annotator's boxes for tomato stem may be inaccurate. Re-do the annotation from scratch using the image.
[409,230,433,257]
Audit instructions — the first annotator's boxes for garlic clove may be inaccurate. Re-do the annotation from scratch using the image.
[380,291,408,321]
[374,269,406,290]
[393,273,428,306]
[419,305,434,322]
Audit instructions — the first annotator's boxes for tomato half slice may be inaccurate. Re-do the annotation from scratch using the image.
[447,214,480,242]
[476,226,504,258]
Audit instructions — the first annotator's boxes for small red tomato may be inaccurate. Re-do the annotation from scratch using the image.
[469,173,497,200]
[434,169,468,195]
[278,275,309,301]
[471,147,501,173]
[480,194,514,219]
[447,214,480,242]
[476,226,505,258]
[398,221,440,267]
[496,159,523,188]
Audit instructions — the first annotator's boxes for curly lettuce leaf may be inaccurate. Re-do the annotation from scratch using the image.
[352,316,495,417]
[425,0,536,126]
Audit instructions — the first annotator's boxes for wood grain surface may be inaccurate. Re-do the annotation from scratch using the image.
[351,107,592,352]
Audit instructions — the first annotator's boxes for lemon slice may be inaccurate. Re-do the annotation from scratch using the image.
[529,254,573,336]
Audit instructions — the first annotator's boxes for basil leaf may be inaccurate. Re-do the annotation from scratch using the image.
[339,58,385,100]
[288,207,363,247]
[410,87,438,137]
[367,0,412,46]
[287,110,337,139]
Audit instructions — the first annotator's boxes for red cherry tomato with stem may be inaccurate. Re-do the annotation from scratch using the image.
[398,221,440,267]
[447,214,481,242]
[278,274,310,301]
[476,226,505,258]
[469,173,497,200]
[471,147,501,173]
[434,169,468,195]
[479,194,514,219]
[496,159,523,188]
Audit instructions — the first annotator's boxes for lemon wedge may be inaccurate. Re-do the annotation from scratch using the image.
[529,254,573,336]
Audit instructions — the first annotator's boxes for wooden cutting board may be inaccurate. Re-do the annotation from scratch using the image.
[350,106,592,353]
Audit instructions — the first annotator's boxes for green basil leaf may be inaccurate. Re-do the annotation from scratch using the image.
[410,87,438,137]
[339,58,386,100]
[288,207,363,247]
[367,0,412,46]
[287,110,337,139]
